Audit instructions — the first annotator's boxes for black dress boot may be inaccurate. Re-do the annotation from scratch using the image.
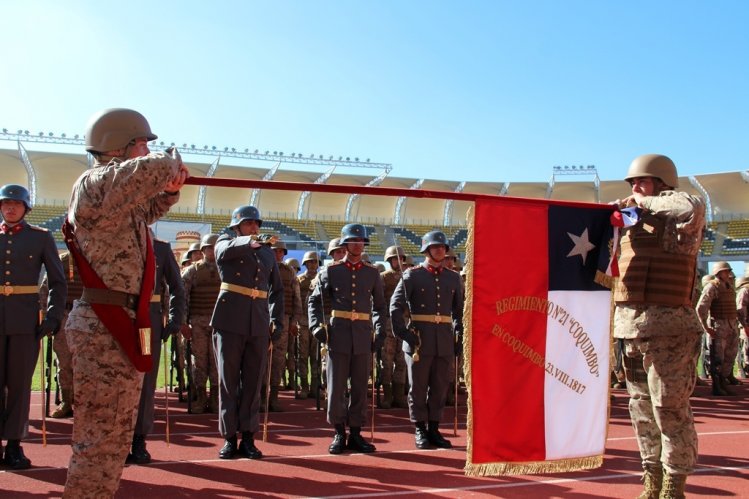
[3,440,31,470]
[219,435,238,459]
[415,422,430,449]
[239,432,263,459]
[347,427,376,453]
[329,424,347,455]
[126,434,151,464]
[427,421,452,449]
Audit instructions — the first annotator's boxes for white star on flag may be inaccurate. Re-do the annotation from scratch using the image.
[566,228,596,265]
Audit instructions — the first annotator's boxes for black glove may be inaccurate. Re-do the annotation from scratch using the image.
[162,321,181,341]
[372,335,384,353]
[270,323,283,343]
[35,318,60,341]
[454,334,464,356]
[402,329,419,350]
[312,326,327,343]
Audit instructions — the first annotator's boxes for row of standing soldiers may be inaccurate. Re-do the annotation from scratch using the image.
[30,206,466,464]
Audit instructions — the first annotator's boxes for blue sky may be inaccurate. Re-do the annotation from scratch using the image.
[1,1,747,184]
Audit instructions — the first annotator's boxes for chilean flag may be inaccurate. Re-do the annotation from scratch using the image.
[464,196,615,476]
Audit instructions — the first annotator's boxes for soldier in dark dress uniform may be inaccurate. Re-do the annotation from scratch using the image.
[308,224,386,454]
[128,236,185,464]
[390,231,463,450]
[0,184,66,469]
[211,205,284,460]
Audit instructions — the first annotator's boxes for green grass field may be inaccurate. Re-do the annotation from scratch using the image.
[30,343,174,392]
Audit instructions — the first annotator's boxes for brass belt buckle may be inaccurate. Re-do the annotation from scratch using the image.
[434,315,442,324]
[2,285,12,296]
[351,311,359,321]
[249,288,259,299]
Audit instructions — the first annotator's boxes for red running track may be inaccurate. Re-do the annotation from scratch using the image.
[1,383,747,498]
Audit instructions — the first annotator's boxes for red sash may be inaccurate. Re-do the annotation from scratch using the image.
[62,219,154,372]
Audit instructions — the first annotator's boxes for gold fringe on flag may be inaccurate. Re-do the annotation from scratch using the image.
[462,204,478,472]
[464,455,603,477]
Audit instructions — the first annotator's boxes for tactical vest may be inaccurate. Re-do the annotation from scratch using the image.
[61,252,84,308]
[279,262,296,316]
[614,212,695,307]
[298,272,315,326]
[381,269,402,303]
[189,260,221,317]
[710,281,737,320]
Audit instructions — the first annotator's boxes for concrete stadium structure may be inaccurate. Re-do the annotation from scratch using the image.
[2,131,748,268]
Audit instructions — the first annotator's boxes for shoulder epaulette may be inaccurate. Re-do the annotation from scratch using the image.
[328,260,345,267]
[28,224,49,232]
[363,261,376,269]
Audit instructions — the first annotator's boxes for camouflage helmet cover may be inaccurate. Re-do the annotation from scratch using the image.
[271,239,288,255]
[327,238,344,255]
[186,242,202,257]
[0,184,32,210]
[285,257,300,270]
[384,245,406,261]
[420,230,450,253]
[200,233,219,249]
[712,261,732,276]
[302,250,321,264]
[85,108,157,154]
[625,154,679,189]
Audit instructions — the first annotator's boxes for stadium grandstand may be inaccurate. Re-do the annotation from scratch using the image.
[2,129,747,272]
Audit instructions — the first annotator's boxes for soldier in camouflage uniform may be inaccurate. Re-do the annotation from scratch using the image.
[266,240,301,411]
[181,233,221,413]
[63,108,187,498]
[697,261,740,395]
[612,154,705,499]
[309,224,387,454]
[379,245,408,409]
[128,236,185,464]
[296,251,320,399]
[1,184,66,469]
[736,276,749,377]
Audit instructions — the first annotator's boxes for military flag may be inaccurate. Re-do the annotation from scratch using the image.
[464,196,615,476]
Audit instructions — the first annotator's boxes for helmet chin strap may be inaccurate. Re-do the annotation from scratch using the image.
[426,247,444,266]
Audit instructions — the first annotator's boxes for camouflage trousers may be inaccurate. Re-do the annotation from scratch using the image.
[622,333,701,476]
[189,315,219,395]
[53,311,74,396]
[63,314,144,499]
[380,330,407,385]
[709,322,739,377]
[286,330,297,384]
[741,328,749,368]
[296,325,320,384]
[269,316,291,389]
